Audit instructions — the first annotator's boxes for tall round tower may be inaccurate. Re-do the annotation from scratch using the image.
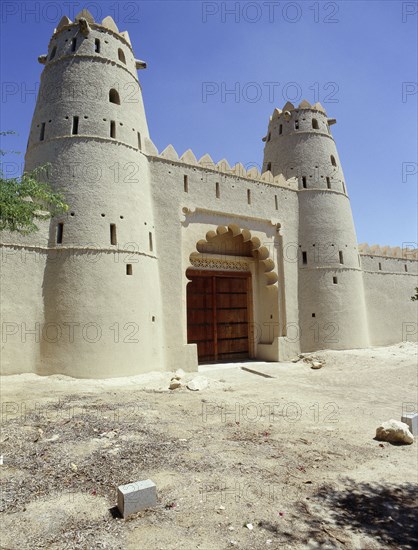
[24,11,165,377]
[263,100,369,352]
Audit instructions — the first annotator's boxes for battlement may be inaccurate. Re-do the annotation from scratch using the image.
[358,243,418,260]
[39,11,146,70]
[146,142,299,190]
[268,100,328,121]
[53,10,131,43]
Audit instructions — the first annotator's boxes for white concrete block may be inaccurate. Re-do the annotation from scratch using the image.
[117,479,157,518]
[401,413,418,436]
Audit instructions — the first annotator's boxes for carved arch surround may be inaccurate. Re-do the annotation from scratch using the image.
[189,224,278,286]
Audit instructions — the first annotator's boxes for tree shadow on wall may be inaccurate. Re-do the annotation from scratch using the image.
[312,479,418,549]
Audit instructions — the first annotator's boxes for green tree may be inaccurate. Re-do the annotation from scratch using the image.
[0,131,68,234]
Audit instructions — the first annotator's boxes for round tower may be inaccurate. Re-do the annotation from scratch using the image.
[24,11,165,377]
[263,100,369,352]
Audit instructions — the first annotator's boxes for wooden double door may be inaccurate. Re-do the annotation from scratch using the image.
[186,270,252,363]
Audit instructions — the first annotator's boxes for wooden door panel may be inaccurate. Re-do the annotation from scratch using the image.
[217,322,248,339]
[188,324,214,341]
[216,308,248,324]
[196,340,216,361]
[218,337,249,354]
[218,338,248,355]
[216,277,247,293]
[187,308,214,325]
[187,292,213,309]
[187,270,251,363]
[215,292,248,309]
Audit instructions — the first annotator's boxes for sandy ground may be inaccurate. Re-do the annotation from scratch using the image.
[0,343,417,550]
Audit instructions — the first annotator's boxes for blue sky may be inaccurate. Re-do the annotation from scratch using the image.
[1,0,417,247]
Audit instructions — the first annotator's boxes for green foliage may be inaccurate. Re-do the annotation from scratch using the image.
[0,165,68,234]
[0,131,68,234]
[411,288,418,302]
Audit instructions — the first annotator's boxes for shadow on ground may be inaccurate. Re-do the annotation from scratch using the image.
[310,479,418,549]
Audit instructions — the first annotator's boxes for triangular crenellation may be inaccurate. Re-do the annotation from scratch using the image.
[75,9,95,23]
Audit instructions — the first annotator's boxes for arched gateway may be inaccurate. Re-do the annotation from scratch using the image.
[186,224,279,363]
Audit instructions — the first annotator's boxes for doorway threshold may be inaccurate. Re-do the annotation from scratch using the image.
[198,360,271,373]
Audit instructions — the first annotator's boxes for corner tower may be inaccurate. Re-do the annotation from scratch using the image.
[263,100,369,351]
[24,11,164,377]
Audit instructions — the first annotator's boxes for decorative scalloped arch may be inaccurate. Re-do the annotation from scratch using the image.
[189,224,278,286]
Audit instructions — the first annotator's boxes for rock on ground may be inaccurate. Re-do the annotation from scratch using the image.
[375,419,414,445]
[186,376,209,391]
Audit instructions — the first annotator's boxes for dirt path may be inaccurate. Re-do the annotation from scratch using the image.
[0,343,417,549]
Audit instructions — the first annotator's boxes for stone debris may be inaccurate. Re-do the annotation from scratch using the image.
[99,431,117,439]
[169,380,182,390]
[290,355,325,369]
[169,368,188,389]
[186,376,209,391]
[375,419,414,445]
[45,434,60,442]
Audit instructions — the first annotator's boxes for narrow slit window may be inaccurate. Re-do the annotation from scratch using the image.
[404,264,408,272]
[342,182,346,193]
[137,132,141,150]
[110,120,116,138]
[95,39,100,53]
[267,132,271,142]
[71,37,77,52]
[56,223,64,244]
[110,224,117,245]
[71,116,79,135]
[333,276,338,284]
[118,48,126,64]
[274,195,278,210]
[358,254,361,266]
[247,189,251,205]
[302,176,307,188]
[109,89,120,104]
[126,264,133,275]
[295,120,299,130]
[49,46,57,60]
[378,262,382,271]
[312,118,319,129]
[312,313,316,318]
[279,124,283,135]
[40,122,45,141]
[302,251,307,265]
[326,177,331,189]
[149,232,153,252]
[215,181,220,198]
[183,175,188,193]
[339,251,344,264]
[331,155,337,166]
[266,162,271,171]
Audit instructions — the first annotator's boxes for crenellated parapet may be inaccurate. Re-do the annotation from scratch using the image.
[267,99,328,120]
[38,10,146,72]
[358,243,418,260]
[148,143,298,190]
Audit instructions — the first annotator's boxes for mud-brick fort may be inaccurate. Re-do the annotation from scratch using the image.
[1,11,417,378]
